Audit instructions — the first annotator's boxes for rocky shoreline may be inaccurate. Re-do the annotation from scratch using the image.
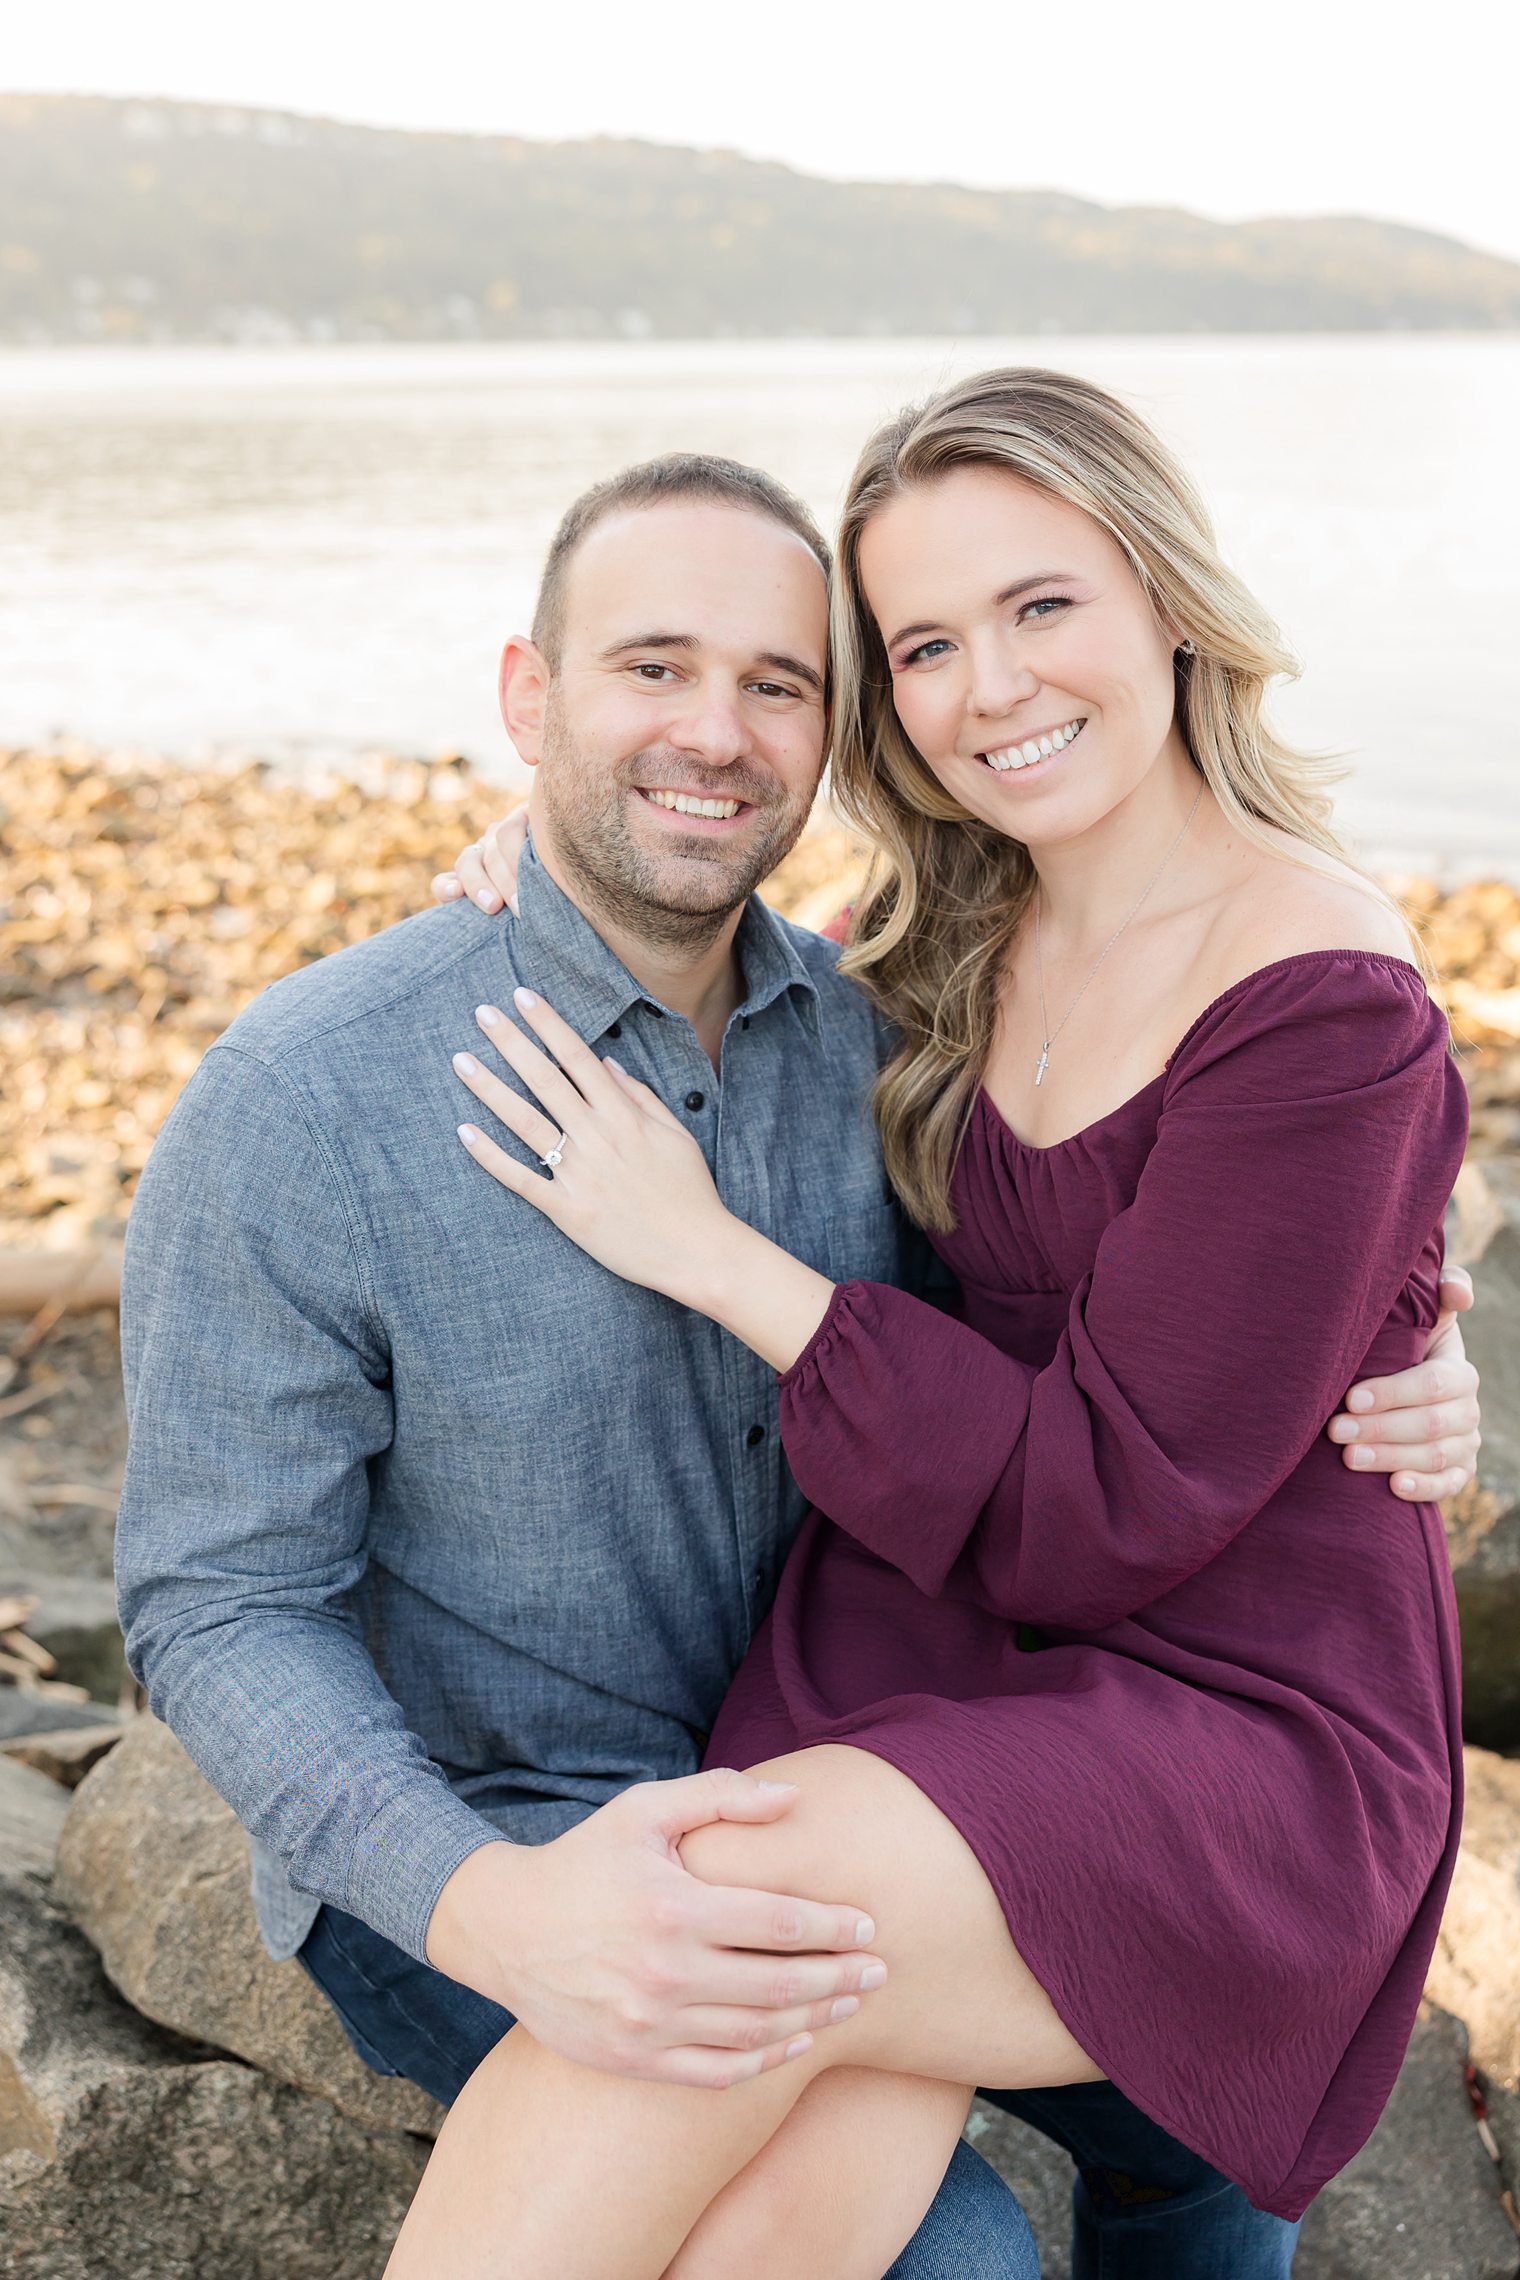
[3,740,1520,2274]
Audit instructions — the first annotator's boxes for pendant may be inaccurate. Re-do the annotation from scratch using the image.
[1034,1045,1050,1087]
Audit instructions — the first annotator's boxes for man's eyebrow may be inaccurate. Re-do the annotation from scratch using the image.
[598,631,699,660]
[885,572,1075,653]
[758,651,825,697]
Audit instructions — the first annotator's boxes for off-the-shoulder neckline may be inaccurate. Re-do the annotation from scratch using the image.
[977,948,1427,1157]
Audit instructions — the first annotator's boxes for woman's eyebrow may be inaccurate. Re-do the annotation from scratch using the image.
[885,572,1075,652]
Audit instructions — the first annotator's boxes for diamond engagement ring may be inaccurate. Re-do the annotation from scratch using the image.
[539,1133,566,1170]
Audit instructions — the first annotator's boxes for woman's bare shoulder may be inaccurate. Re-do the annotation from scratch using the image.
[1206,833,1416,982]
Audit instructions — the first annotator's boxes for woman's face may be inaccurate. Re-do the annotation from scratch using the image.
[856,464,1187,850]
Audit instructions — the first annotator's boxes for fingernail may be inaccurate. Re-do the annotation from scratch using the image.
[508,894,520,917]
[854,1917,875,1946]
[1331,1419,1358,1441]
[1347,1387,1374,1412]
[859,1963,887,1990]
[514,987,539,1010]
[1395,1474,1416,1495]
[452,1052,478,1076]
[477,891,498,910]
[829,1997,860,2023]
[757,1779,797,1793]
[475,1004,501,1027]
[785,2036,812,2060]
[457,1123,481,1145]
[604,1055,625,1076]
[1349,1445,1375,1467]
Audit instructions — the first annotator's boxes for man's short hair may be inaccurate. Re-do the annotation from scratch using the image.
[530,453,832,667]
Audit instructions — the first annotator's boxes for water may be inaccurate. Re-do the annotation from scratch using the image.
[1,336,1516,874]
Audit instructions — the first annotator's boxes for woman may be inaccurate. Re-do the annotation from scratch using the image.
[390,369,1469,2276]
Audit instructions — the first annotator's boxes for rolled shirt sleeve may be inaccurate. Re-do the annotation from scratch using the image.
[115,1043,500,1961]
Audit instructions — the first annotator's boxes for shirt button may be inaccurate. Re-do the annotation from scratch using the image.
[752,1566,766,1592]
[606,1021,621,1040]
[685,1090,706,1112]
[745,1424,765,1448]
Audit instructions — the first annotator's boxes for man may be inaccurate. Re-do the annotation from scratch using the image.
[117,453,1481,2276]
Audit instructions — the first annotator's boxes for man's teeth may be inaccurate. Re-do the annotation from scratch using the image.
[981,719,1086,773]
[644,790,744,819]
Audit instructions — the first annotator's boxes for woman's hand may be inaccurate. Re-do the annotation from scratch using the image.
[453,990,836,1366]
[433,806,529,914]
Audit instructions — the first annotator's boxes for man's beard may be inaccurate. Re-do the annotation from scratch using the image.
[536,716,815,954]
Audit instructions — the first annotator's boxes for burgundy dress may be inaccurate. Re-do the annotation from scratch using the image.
[706,951,1469,2221]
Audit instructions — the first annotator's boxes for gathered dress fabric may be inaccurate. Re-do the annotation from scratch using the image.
[705,951,1469,2221]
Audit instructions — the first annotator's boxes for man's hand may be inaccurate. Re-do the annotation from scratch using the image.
[1327,1265,1481,1501]
[424,1768,886,2090]
[433,808,528,916]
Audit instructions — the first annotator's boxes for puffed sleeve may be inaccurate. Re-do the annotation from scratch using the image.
[779,955,1468,1633]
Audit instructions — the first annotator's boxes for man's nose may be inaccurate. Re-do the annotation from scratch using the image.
[668,685,750,766]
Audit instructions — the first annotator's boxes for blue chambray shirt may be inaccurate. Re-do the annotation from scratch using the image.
[116,842,908,1964]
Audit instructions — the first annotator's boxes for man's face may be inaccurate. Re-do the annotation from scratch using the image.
[530,501,829,938]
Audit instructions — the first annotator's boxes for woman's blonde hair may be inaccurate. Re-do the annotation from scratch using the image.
[830,365,1406,1230]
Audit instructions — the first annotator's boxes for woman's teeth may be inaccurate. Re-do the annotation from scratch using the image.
[644,790,744,819]
[981,719,1086,773]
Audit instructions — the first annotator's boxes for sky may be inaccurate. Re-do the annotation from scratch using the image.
[8,0,1519,265]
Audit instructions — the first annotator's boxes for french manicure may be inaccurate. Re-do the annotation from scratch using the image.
[859,1962,887,1991]
[514,987,539,1010]
[829,1997,860,2023]
[457,1124,481,1145]
[757,1779,797,1792]
[854,1917,875,1946]
[786,2036,812,2060]
[508,894,520,917]
[452,1052,478,1076]
[477,891,498,910]
[475,1004,501,1027]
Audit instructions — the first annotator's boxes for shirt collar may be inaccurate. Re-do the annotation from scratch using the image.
[512,838,821,1045]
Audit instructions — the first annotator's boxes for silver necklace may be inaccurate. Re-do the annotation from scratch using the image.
[1032,782,1204,1087]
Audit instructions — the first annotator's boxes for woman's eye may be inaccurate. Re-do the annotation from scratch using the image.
[1021,596,1071,622]
[901,638,952,667]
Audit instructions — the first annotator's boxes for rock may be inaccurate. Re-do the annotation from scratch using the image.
[1295,2003,1518,2278]
[0,1687,119,1742]
[55,1713,442,2139]
[0,1754,69,1886]
[1445,1157,1520,1751]
[22,1577,129,1705]
[0,1872,427,2280]
[1427,1747,1520,2101]
[1,1723,123,1788]
[965,2101,1075,2278]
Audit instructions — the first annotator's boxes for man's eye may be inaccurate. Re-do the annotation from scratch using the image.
[633,662,677,681]
[901,639,952,667]
[749,680,800,701]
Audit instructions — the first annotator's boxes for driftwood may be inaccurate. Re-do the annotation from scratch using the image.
[0,1244,124,1316]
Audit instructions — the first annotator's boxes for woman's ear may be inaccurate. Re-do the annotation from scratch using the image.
[499,637,550,765]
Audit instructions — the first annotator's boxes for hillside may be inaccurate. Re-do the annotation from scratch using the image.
[3,93,1519,342]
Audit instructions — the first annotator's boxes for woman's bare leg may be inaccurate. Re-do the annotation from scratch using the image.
[384,1745,1098,2279]
[663,2068,972,2280]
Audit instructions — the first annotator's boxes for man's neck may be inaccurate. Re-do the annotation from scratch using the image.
[529,812,746,1065]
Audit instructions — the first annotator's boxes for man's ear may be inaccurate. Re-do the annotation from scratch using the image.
[499,636,550,764]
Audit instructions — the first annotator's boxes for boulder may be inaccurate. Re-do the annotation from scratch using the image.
[1447,1158,1520,1750]
[1427,1747,1520,2101]
[0,1874,428,2280]
[54,1713,442,2139]
[0,1687,119,1742]
[0,1754,70,1887]
[1295,2003,1519,2279]
[1,1722,123,1788]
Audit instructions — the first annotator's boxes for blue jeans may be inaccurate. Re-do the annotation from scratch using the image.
[300,1904,1299,2277]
